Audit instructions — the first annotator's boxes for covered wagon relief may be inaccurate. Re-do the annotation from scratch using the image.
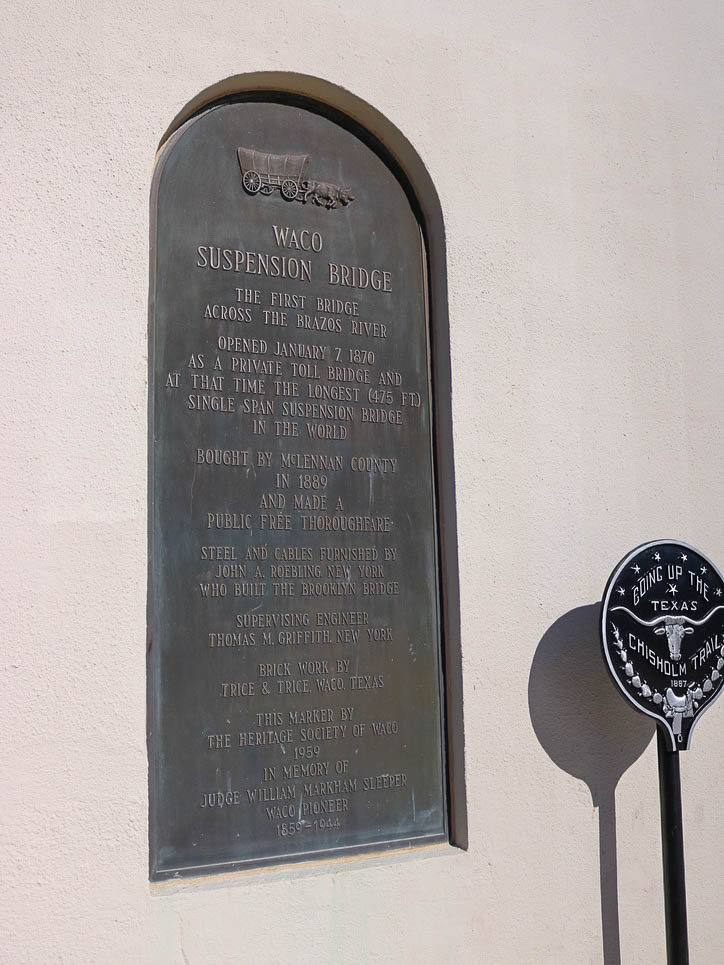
[237,147,354,208]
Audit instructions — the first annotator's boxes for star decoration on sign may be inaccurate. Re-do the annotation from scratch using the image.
[701,565,708,574]
[680,554,688,562]
[632,564,641,574]
[668,583,678,595]
[654,552,661,562]
[617,586,625,596]
[716,588,722,597]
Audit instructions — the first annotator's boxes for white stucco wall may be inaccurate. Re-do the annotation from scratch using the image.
[2,1,722,962]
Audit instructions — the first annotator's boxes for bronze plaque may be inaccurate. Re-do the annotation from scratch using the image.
[148,98,447,878]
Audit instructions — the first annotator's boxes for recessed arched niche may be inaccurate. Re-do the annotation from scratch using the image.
[148,76,464,880]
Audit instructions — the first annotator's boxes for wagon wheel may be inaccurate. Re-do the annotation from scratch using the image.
[281,179,299,201]
[243,171,262,194]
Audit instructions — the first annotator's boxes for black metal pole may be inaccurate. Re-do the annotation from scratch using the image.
[657,727,689,965]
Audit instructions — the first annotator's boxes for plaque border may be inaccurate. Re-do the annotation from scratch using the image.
[148,76,467,880]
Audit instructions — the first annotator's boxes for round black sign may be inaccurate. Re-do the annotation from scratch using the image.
[601,541,724,749]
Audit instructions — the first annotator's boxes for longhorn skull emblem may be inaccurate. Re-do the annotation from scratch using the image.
[610,605,724,660]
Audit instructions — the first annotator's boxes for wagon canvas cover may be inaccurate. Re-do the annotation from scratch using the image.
[237,148,310,181]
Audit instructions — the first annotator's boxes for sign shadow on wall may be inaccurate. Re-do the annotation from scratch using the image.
[528,604,655,965]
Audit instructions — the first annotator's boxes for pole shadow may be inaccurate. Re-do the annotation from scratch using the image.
[528,604,655,965]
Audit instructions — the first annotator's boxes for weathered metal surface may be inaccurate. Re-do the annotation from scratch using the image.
[601,540,724,750]
[148,99,447,878]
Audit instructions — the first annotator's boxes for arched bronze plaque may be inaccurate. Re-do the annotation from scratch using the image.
[148,95,455,878]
